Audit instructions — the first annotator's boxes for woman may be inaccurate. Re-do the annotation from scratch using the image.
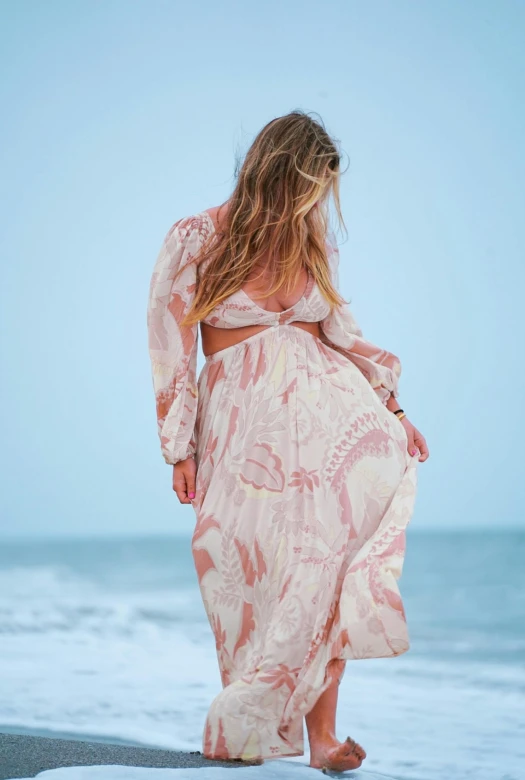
[147,111,428,773]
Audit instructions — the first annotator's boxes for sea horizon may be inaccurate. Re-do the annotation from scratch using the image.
[2,525,523,544]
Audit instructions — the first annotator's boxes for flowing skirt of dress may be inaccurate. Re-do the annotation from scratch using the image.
[191,324,418,761]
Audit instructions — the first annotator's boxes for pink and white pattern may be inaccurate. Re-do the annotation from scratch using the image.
[147,212,418,761]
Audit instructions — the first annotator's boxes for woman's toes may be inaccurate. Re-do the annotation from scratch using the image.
[311,737,366,772]
[343,736,366,764]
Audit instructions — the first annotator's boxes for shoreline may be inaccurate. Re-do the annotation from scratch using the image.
[0,732,247,780]
[0,731,405,780]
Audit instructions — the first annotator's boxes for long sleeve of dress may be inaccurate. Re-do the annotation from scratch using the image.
[147,216,204,465]
[320,231,402,404]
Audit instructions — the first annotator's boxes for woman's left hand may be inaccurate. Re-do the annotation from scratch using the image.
[401,418,429,462]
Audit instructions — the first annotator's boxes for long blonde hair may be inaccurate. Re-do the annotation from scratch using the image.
[181,110,347,327]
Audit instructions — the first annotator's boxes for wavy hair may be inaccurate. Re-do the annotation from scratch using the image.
[181,110,347,327]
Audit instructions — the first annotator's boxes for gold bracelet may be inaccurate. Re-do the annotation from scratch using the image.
[395,411,406,421]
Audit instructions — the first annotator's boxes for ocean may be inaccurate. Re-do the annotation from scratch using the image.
[0,530,523,780]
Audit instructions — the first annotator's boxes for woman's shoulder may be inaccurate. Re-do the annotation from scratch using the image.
[158,212,216,266]
[166,210,214,241]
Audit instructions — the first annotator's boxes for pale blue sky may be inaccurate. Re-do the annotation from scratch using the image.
[0,0,523,537]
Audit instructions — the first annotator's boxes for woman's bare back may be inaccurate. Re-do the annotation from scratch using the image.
[200,205,320,357]
[204,205,309,313]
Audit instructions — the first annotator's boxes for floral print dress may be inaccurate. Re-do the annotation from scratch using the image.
[147,211,418,762]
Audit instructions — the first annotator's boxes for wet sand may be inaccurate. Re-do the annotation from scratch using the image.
[0,732,243,779]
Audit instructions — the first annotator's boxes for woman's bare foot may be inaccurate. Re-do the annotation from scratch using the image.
[310,735,366,773]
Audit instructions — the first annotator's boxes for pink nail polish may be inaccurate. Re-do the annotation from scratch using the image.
[411,450,417,456]
[188,492,195,499]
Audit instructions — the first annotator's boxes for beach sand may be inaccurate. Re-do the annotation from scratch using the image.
[0,732,401,780]
[0,732,238,779]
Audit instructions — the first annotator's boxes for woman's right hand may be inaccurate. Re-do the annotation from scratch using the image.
[172,457,197,504]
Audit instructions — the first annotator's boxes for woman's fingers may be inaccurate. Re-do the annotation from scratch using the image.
[172,467,190,503]
[400,418,428,459]
[401,419,417,457]
[172,458,197,504]
[186,465,197,502]
[414,430,430,462]
[407,435,418,457]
